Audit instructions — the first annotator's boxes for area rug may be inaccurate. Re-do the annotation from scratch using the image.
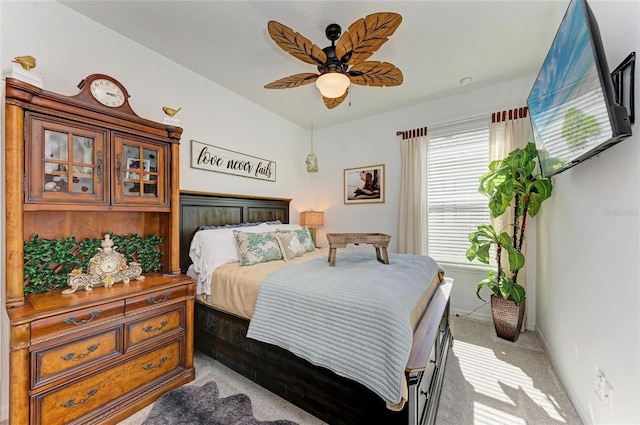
[142,381,299,425]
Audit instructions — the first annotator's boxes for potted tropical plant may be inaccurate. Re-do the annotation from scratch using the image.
[466,142,552,341]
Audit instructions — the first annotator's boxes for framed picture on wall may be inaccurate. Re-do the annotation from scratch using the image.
[343,164,385,204]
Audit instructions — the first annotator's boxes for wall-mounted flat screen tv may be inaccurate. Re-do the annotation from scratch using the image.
[527,0,632,177]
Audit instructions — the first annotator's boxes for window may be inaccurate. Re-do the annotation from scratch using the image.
[426,120,494,267]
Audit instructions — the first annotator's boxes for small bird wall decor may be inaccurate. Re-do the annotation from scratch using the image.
[162,106,181,117]
[12,55,37,71]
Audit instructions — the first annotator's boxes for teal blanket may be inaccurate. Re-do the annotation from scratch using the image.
[246,249,441,406]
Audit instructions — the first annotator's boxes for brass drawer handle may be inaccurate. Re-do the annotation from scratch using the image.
[143,320,168,333]
[61,388,99,408]
[62,310,102,326]
[146,292,172,304]
[61,344,100,361]
[142,356,168,371]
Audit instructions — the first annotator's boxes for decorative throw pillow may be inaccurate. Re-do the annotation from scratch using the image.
[233,230,283,266]
[274,232,304,261]
[296,227,316,253]
[276,227,314,253]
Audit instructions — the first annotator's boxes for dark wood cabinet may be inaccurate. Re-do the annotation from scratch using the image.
[5,74,193,424]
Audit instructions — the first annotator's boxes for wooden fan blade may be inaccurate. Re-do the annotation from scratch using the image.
[335,12,402,65]
[348,61,403,87]
[264,73,319,89]
[267,21,327,66]
[323,88,349,109]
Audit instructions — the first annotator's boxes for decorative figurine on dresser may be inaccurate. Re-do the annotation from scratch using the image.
[63,234,145,294]
[4,63,195,425]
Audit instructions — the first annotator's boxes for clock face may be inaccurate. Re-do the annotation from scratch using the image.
[99,257,120,274]
[90,79,125,107]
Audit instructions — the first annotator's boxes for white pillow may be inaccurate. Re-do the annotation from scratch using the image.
[189,224,273,296]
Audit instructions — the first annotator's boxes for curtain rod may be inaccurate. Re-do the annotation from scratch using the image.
[395,108,527,139]
[395,126,428,140]
[395,114,486,139]
[492,106,528,123]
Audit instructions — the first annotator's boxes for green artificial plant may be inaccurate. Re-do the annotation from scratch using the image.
[466,142,553,306]
[23,233,163,294]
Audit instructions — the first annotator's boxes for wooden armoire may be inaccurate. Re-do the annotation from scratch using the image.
[4,72,195,424]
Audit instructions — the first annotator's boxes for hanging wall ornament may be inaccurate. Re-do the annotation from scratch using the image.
[306,122,319,173]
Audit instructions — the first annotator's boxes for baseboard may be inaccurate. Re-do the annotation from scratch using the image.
[535,326,589,424]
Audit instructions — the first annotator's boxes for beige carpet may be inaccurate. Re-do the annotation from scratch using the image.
[119,316,581,425]
[436,317,582,425]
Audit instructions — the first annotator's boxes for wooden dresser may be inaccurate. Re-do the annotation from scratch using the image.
[8,275,194,425]
[4,72,195,424]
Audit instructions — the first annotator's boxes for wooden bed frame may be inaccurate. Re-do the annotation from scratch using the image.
[179,191,453,425]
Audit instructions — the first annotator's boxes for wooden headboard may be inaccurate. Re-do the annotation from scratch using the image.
[179,191,291,273]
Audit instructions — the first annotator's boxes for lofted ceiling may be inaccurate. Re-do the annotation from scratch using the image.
[59,1,569,130]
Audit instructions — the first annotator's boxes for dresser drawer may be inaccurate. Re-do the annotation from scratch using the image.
[31,301,124,344]
[416,343,437,423]
[125,286,187,315]
[31,327,123,390]
[32,339,183,425]
[126,306,185,350]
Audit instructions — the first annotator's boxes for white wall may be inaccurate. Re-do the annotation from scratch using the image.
[535,2,640,424]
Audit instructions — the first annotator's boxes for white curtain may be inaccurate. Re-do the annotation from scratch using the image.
[489,107,532,328]
[397,127,428,254]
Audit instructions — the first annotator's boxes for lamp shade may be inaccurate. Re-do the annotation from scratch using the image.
[300,211,324,228]
[315,72,350,98]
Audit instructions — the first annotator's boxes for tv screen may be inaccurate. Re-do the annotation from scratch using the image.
[527,0,632,177]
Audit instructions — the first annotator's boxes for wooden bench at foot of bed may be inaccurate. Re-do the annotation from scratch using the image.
[194,278,453,425]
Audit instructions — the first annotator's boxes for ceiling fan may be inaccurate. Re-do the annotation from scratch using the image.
[264,12,403,109]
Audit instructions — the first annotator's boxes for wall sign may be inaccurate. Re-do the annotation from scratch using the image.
[190,140,276,182]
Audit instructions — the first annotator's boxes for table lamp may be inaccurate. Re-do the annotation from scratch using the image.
[300,210,324,247]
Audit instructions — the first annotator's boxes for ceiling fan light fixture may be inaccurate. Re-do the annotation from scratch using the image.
[315,72,350,98]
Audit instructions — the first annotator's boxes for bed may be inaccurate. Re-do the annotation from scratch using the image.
[179,191,453,425]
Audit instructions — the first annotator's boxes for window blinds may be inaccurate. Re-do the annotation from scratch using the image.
[427,125,494,266]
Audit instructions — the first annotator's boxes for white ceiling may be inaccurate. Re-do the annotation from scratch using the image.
[59,1,569,130]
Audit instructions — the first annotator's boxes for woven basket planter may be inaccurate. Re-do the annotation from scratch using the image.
[491,294,526,342]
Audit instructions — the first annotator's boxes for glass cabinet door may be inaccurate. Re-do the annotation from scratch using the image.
[27,116,107,204]
[112,134,168,206]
